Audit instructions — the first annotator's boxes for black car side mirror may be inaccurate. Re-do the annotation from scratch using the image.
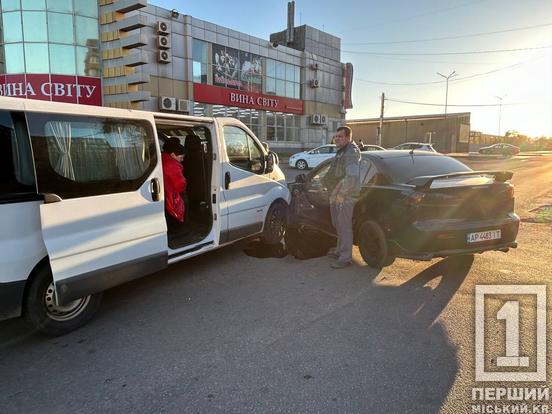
[295,173,306,183]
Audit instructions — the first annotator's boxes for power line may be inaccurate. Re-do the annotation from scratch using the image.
[338,0,490,34]
[342,22,552,45]
[354,59,528,86]
[385,98,520,107]
[342,44,552,56]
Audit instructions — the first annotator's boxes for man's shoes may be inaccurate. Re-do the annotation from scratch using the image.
[330,260,352,269]
[327,251,339,259]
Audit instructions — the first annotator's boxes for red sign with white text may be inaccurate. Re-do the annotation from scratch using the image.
[193,83,304,115]
[0,74,102,106]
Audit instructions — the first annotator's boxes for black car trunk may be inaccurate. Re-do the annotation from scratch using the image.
[415,181,514,221]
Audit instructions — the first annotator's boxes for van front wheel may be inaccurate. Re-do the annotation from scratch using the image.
[24,265,102,336]
[260,201,287,245]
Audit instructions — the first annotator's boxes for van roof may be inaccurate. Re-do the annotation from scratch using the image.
[0,96,214,124]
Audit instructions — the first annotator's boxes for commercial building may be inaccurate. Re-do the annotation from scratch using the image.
[0,0,352,151]
[347,112,471,153]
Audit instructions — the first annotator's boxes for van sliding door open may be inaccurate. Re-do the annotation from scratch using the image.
[27,112,168,304]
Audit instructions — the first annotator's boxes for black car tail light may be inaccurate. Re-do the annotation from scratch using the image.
[404,192,426,206]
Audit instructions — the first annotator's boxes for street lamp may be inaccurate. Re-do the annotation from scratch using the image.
[437,71,458,115]
[495,94,507,137]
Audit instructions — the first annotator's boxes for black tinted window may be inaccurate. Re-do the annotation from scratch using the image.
[382,155,471,183]
[0,111,36,200]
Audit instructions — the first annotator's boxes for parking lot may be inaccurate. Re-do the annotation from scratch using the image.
[1,154,551,413]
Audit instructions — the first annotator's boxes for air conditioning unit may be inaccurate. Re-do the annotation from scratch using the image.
[177,99,193,113]
[310,63,319,71]
[158,50,171,63]
[160,96,176,111]
[157,21,169,35]
[310,79,320,88]
[311,113,321,125]
[157,35,171,49]
[320,114,328,125]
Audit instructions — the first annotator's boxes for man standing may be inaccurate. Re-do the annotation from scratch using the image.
[325,126,361,269]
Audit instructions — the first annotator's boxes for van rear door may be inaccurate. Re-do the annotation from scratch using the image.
[26,111,168,304]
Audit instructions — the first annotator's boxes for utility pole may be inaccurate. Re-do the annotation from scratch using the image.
[496,94,507,137]
[437,71,457,151]
[378,92,385,147]
[437,70,457,116]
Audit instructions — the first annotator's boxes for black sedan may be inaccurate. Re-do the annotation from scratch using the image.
[286,151,519,268]
[478,143,520,156]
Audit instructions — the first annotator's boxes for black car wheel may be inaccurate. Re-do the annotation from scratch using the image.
[260,201,287,245]
[358,220,395,268]
[296,159,308,170]
[24,264,103,336]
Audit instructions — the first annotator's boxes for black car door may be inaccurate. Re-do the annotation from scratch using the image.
[291,162,335,234]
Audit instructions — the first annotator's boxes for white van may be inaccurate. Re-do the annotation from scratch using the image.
[0,97,289,335]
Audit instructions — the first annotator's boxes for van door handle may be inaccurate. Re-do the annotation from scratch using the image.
[224,172,231,189]
[151,178,161,201]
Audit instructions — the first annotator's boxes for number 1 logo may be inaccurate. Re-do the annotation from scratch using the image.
[475,285,546,382]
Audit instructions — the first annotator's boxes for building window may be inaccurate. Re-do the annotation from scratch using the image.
[265,111,300,142]
[22,0,45,10]
[2,11,23,43]
[4,43,25,73]
[1,0,21,12]
[46,0,72,13]
[75,16,98,46]
[24,43,49,73]
[22,11,47,42]
[48,12,74,44]
[192,38,208,84]
[265,58,300,99]
[74,1,97,18]
[49,44,75,75]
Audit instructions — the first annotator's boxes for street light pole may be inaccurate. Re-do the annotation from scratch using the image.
[495,94,507,137]
[437,70,458,116]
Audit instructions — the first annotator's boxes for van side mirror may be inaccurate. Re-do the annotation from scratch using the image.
[265,151,278,173]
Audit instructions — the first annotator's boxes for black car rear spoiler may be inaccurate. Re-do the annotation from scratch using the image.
[408,170,514,188]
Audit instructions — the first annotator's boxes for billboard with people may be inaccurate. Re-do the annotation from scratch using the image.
[213,44,262,93]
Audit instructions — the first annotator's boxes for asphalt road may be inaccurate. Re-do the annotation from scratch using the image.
[1,154,551,414]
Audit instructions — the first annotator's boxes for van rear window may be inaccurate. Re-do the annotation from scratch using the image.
[27,113,157,199]
[382,155,472,183]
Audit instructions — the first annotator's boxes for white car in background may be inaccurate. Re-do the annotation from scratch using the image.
[393,142,437,152]
[288,144,337,170]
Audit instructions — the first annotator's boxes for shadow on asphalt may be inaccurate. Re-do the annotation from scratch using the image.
[0,248,473,413]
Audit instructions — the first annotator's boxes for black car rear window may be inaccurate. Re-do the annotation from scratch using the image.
[382,155,472,183]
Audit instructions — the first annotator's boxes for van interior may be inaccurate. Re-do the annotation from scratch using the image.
[155,121,213,249]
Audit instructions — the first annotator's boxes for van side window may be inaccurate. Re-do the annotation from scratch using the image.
[27,113,156,199]
[224,126,264,174]
[0,111,36,201]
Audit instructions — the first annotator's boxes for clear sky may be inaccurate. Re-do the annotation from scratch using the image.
[152,0,552,137]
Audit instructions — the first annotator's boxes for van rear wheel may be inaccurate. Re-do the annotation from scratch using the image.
[24,265,102,336]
